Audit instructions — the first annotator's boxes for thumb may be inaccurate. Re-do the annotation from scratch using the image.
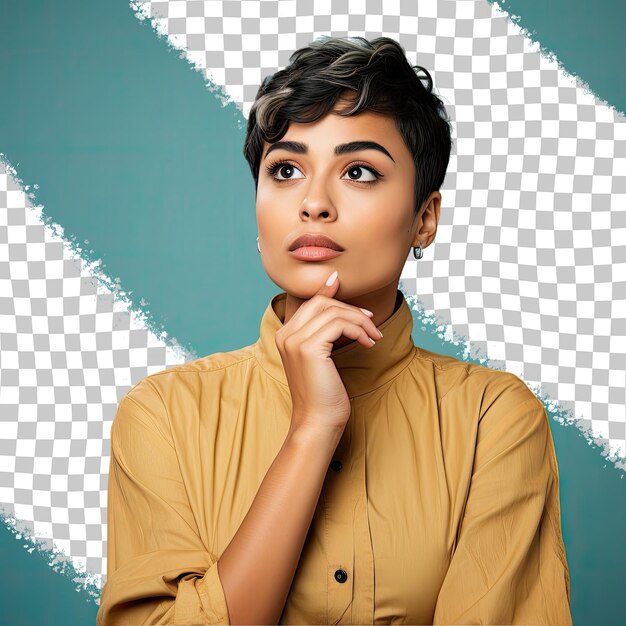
[318,270,373,317]
[318,271,374,318]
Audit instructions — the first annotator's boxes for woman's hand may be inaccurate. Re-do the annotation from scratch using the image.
[275,271,383,435]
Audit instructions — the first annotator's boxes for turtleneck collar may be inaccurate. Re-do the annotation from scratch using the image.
[254,290,418,399]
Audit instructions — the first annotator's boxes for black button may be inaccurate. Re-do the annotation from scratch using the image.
[334,569,348,583]
[330,459,342,472]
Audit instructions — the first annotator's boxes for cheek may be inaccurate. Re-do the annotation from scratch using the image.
[256,181,289,214]
[255,179,278,214]
[255,190,277,229]
[356,207,409,246]
[258,208,284,228]
[256,204,289,251]
[255,179,272,204]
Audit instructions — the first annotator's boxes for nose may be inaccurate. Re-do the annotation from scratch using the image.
[299,177,337,221]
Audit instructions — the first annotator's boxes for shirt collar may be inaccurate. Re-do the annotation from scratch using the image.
[254,290,418,398]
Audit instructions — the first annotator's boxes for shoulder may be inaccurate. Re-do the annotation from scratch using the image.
[130,343,256,396]
[113,343,257,436]
[149,343,256,379]
[413,346,538,416]
[413,349,550,473]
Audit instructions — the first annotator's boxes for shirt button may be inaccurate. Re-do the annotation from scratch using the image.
[334,569,348,583]
[330,459,342,472]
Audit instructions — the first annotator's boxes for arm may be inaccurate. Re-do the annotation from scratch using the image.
[433,375,572,626]
[218,423,343,625]
[96,379,343,625]
[96,382,229,626]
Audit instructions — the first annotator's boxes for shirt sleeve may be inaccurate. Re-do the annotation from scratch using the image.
[96,379,230,625]
[433,374,572,626]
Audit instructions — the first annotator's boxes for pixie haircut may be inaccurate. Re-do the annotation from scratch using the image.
[243,35,452,217]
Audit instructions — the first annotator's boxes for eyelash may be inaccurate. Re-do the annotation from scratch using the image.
[264,159,383,185]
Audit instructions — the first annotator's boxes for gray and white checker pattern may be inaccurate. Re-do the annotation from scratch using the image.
[0,0,624,598]
[0,161,190,593]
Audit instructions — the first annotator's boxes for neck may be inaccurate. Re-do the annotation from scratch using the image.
[255,287,417,399]
[283,282,402,351]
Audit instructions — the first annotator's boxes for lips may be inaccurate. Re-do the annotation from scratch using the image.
[288,233,344,251]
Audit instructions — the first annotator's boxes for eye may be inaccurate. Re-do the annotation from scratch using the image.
[264,160,304,182]
[264,159,383,185]
[342,163,382,184]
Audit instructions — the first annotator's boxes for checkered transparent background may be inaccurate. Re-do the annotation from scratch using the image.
[1,0,624,596]
[0,162,190,593]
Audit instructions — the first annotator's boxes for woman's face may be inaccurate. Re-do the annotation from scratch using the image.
[255,103,440,303]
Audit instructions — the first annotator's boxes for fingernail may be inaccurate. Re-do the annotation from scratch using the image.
[326,271,338,286]
[359,308,374,317]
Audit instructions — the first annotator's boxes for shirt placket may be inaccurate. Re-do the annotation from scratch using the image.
[322,403,374,625]
[323,415,354,624]
[351,404,375,625]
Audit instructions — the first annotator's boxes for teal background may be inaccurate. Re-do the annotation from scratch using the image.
[0,1,624,623]
[491,0,626,115]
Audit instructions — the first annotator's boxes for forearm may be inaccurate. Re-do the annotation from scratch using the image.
[217,421,343,625]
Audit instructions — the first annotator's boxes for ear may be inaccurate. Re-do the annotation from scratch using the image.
[412,191,441,249]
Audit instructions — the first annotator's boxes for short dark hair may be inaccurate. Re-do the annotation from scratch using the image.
[243,35,452,217]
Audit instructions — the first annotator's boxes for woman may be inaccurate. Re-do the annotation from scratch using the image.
[96,36,571,625]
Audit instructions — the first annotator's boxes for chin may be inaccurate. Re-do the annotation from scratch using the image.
[283,284,328,300]
[268,267,340,298]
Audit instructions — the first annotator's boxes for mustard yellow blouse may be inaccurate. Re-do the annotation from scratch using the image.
[96,290,572,625]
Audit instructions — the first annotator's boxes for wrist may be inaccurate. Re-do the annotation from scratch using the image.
[286,421,345,450]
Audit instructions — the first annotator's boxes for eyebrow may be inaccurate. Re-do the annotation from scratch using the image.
[263,140,396,163]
